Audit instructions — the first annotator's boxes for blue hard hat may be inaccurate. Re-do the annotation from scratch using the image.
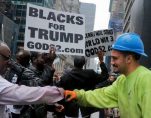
[112,33,147,57]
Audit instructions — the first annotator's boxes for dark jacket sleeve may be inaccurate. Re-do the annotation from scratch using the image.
[95,79,111,88]
[93,62,109,84]
[55,74,69,89]
[40,65,55,86]
[99,62,109,82]
[20,68,44,86]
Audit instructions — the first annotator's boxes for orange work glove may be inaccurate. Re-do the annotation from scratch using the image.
[64,90,77,102]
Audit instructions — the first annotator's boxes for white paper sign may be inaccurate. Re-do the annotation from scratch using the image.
[85,29,114,58]
[24,3,85,56]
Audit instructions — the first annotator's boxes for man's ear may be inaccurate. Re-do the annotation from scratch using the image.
[125,55,132,63]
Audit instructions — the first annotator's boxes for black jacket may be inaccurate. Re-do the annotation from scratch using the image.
[5,60,51,118]
[56,62,109,117]
[57,62,109,90]
[28,64,55,86]
[5,60,37,85]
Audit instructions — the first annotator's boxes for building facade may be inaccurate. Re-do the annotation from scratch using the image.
[54,0,80,13]
[10,0,54,47]
[79,2,97,71]
[79,3,95,33]
[106,0,125,72]
[0,0,19,57]
[123,0,151,68]
[109,0,124,37]
[0,12,19,57]
[123,0,134,32]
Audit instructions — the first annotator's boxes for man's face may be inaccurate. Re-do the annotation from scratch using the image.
[111,50,128,74]
[0,43,11,76]
[0,54,10,75]
[35,54,45,70]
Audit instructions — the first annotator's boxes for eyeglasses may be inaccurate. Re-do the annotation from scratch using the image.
[0,54,10,61]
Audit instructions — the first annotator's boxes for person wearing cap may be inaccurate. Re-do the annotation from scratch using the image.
[64,33,151,118]
[0,41,64,118]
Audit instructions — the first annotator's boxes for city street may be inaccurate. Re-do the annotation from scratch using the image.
[1,0,151,118]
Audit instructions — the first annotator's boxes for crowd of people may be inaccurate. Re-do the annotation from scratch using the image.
[0,41,64,118]
[0,32,150,118]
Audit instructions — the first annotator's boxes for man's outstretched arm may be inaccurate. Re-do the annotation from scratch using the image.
[0,76,64,105]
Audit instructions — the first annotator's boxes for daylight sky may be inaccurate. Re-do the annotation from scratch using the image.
[79,0,110,30]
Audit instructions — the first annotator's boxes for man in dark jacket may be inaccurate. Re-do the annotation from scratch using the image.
[5,50,35,118]
[24,49,57,118]
[5,49,58,118]
[29,49,56,86]
[0,41,64,118]
[56,51,109,118]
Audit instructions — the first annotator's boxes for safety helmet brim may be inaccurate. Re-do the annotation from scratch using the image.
[112,45,148,57]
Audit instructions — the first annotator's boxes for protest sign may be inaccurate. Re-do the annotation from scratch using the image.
[24,3,85,56]
[85,29,114,58]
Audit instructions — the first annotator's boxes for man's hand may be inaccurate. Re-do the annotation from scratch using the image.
[97,51,104,63]
[49,48,57,60]
[54,103,64,112]
[53,73,60,82]
[64,90,77,101]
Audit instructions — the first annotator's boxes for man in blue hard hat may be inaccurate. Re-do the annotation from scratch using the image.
[64,33,151,118]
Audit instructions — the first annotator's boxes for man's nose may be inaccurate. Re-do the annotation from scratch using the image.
[111,59,114,65]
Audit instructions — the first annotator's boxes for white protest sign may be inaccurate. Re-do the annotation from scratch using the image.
[24,3,85,56]
[85,29,114,58]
